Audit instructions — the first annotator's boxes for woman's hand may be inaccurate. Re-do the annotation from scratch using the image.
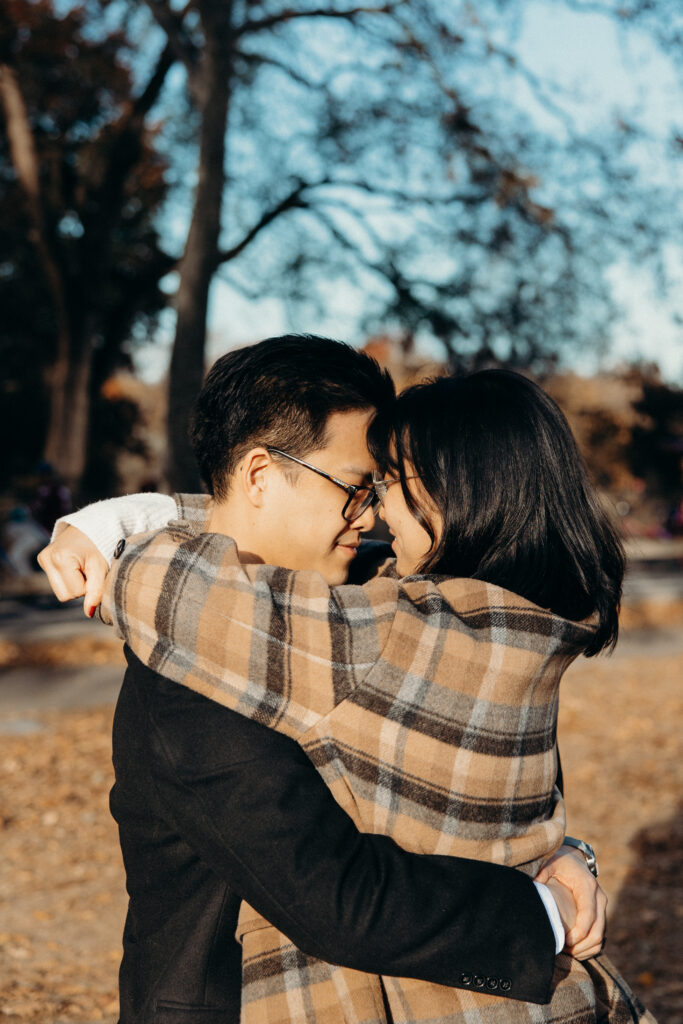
[37,526,108,617]
[536,846,607,959]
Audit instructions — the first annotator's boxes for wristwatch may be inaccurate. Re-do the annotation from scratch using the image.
[563,836,599,877]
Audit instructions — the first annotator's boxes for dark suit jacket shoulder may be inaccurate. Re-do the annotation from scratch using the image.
[111,648,556,1022]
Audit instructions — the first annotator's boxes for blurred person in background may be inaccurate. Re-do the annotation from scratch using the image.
[30,461,72,534]
[2,505,50,577]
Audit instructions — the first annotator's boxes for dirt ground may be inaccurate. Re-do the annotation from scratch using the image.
[0,606,681,1023]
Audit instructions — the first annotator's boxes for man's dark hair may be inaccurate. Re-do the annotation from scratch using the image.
[191,334,395,499]
[368,369,625,656]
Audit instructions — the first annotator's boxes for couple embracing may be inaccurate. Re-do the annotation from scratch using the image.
[41,335,655,1023]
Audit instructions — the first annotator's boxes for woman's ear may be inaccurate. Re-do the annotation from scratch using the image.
[239,448,272,508]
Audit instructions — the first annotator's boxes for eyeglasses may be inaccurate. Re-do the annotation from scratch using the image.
[371,471,419,505]
[267,448,380,522]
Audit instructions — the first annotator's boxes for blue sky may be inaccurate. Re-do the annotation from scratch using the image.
[515,3,682,380]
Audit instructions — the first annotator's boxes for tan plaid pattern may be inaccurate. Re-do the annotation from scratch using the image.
[235,920,654,1024]
[103,499,655,1024]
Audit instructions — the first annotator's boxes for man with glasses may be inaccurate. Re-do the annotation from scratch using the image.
[266,447,381,519]
[40,335,603,1023]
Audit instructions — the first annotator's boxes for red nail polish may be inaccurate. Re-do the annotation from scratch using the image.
[88,605,96,618]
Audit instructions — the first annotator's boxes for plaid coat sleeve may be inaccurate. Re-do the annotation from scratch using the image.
[102,522,400,739]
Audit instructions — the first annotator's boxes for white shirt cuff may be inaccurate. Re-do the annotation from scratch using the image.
[533,881,565,954]
[53,493,177,564]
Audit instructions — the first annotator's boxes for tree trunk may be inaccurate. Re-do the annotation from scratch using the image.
[0,60,80,485]
[43,340,94,494]
[166,2,234,492]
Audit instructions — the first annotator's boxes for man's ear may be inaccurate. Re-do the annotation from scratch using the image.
[239,448,273,508]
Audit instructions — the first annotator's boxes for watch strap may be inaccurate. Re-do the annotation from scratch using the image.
[563,835,599,877]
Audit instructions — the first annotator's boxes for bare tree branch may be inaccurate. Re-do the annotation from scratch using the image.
[131,41,176,119]
[144,0,199,79]
[560,0,628,15]
[104,41,176,153]
[309,205,471,348]
[79,41,177,251]
[237,51,402,101]
[322,178,482,207]
[216,178,330,265]
[309,205,402,288]
[314,195,385,256]
[215,169,470,271]
[236,2,405,39]
[216,170,508,274]
[214,268,266,301]
[238,52,322,91]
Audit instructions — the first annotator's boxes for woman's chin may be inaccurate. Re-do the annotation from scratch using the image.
[395,554,409,576]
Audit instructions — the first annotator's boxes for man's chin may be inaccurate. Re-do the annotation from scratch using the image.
[320,560,351,587]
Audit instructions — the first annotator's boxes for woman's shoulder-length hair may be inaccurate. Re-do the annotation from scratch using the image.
[368,369,625,657]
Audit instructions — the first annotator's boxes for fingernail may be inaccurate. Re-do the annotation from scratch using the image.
[88,606,96,618]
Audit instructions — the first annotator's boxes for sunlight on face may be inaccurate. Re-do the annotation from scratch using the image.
[377,469,441,576]
[258,409,378,585]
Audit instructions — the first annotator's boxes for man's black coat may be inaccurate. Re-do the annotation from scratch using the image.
[110,648,557,1022]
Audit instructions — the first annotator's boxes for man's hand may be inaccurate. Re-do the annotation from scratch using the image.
[37,526,108,617]
[536,845,607,959]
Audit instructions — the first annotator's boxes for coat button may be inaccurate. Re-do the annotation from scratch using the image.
[486,977,498,990]
[499,978,512,992]
[473,975,485,988]
[459,973,472,986]
[114,539,126,559]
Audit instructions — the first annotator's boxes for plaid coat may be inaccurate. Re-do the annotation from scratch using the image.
[102,495,655,1024]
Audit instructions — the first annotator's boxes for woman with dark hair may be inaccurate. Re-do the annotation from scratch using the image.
[41,369,653,1023]
[367,370,623,656]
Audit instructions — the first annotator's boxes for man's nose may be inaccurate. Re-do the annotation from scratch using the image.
[353,501,376,532]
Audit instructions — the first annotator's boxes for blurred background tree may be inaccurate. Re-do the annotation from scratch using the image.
[629,375,683,510]
[0,0,173,495]
[1,0,681,496]
[545,367,682,531]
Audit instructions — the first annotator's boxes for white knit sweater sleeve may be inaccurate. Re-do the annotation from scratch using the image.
[52,493,177,565]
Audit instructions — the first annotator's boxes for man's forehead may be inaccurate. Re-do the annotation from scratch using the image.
[329,449,377,479]
[316,409,376,473]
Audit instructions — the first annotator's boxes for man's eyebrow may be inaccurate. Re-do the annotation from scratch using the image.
[341,466,374,480]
